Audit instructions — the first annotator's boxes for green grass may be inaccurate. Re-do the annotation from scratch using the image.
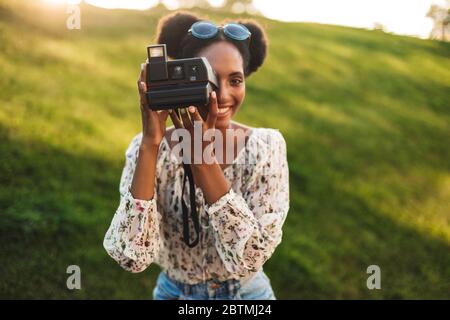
[1,0,449,299]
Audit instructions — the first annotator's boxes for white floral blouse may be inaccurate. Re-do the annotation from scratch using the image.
[103,127,290,284]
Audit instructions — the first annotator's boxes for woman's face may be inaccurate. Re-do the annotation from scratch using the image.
[197,41,246,129]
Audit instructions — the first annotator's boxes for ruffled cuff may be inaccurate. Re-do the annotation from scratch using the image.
[103,186,159,270]
[204,187,236,215]
[124,185,157,207]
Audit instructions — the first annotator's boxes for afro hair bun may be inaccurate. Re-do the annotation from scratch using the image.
[235,19,268,75]
[155,11,200,59]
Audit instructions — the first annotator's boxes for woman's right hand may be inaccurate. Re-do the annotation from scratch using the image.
[137,62,170,147]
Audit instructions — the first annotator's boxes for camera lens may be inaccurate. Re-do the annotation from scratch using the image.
[170,65,184,80]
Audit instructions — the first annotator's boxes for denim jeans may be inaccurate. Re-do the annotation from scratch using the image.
[152,270,276,300]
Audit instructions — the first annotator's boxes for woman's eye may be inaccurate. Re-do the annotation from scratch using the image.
[231,79,243,86]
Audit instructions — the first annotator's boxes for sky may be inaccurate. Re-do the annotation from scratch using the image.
[46,0,448,39]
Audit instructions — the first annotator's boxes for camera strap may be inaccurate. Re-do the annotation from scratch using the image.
[181,163,201,248]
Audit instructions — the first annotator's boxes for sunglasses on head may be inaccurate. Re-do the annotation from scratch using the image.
[188,21,251,42]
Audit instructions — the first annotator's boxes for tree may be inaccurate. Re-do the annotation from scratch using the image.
[221,0,261,15]
[426,2,450,41]
[373,22,386,33]
[444,9,450,38]
[174,0,211,9]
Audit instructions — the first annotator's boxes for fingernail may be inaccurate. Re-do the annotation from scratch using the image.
[188,106,195,113]
[212,91,216,98]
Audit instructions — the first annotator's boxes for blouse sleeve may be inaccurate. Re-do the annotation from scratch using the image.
[205,130,290,275]
[103,134,162,273]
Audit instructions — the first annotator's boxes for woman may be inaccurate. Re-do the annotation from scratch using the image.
[103,11,289,300]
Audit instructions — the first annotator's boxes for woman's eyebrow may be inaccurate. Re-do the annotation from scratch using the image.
[228,71,244,77]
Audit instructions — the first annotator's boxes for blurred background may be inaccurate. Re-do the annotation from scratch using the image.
[0,0,449,299]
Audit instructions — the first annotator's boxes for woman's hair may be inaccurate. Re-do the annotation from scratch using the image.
[154,11,268,77]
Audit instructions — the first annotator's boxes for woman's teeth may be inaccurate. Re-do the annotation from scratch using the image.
[218,107,230,114]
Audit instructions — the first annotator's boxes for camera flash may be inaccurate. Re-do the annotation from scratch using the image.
[149,47,164,58]
[147,44,168,82]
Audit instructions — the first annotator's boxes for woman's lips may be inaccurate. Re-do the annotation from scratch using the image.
[217,106,232,117]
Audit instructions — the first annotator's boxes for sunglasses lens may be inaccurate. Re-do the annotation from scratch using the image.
[191,21,218,39]
[223,23,251,41]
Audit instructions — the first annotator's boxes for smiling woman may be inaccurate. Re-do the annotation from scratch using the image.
[103,11,290,300]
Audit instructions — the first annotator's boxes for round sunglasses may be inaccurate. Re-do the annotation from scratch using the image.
[188,21,251,41]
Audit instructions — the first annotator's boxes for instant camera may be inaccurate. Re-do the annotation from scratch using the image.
[145,45,218,247]
[145,44,218,119]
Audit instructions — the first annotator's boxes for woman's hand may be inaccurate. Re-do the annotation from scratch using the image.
[169,91,219,165]
[169,92,230,204]
[137,62,170,147]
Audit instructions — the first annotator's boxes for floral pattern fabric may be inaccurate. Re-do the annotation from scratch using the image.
[103,128,289,284]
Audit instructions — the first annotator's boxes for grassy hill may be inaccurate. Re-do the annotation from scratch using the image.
[1,0,449,299]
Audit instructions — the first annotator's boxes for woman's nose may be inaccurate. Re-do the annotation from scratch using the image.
[217,87,231,103]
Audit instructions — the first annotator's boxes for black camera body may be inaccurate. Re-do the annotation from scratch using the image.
[145,44,218,117]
